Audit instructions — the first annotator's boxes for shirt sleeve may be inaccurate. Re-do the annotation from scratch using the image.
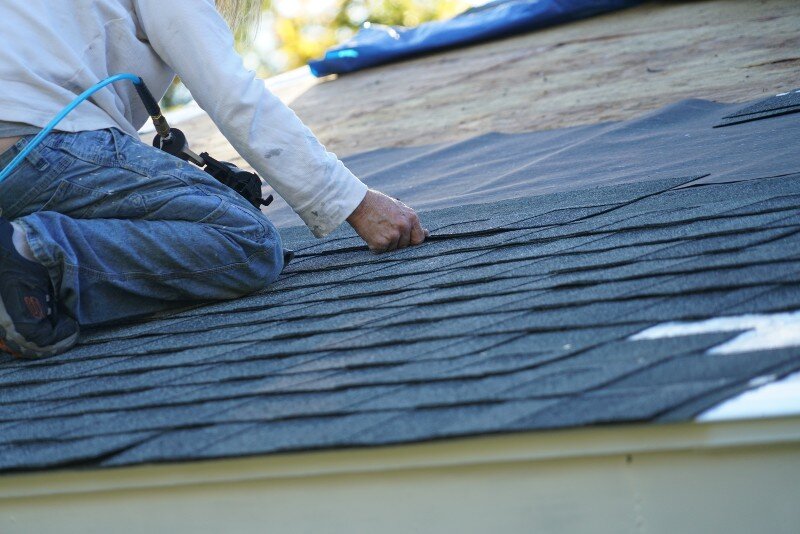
[132,0,368,237]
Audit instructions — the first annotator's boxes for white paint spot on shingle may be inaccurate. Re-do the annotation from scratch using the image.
[748,374,777,388]
[698,371,800,422]
[629,311,800,422]
[630,310,800,354]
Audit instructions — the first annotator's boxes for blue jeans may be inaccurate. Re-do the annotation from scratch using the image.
[0,129,284,326]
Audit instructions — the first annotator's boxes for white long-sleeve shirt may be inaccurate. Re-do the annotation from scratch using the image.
[0,0,368,237]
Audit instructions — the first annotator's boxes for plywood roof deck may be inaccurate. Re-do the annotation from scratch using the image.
[171,0,800,164]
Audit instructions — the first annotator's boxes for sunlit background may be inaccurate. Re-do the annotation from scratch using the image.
[165,0,483,106]
[245,0,477,74]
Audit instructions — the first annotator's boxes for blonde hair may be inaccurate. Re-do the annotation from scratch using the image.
[216,0,262,39]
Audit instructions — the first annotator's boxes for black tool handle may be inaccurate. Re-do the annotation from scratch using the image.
[200,152,273,209]
[152,129,190,160]
[150,128,273,210]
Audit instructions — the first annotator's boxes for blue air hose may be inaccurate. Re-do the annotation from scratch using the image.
[0,74,275,211]
[0,73,161,184]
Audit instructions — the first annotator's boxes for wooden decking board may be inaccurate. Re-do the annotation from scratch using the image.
[169,0,800,164]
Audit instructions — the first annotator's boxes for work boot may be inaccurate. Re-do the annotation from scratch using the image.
[0,218,79,358]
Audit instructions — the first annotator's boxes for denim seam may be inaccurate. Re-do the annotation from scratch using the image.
[59,246,274,281]
[195,194,230,225]
[39,130,78,151]
[0,137,45,171]
[18,211,274,282]
[201,197,268,241]
[139,182,212,220]
[40,179,111,219]
[229,202,268,240]
[50,131,154,178]
[13,219,63,292]
[110,128,153,177]
[53,144,117,169]
[54,147,151,178]
[5,153,73,217]
[46,145,192,200]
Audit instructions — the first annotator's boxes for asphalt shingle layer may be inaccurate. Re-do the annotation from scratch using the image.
[716,88,800,127]
[2,168,800,473]
[265,96,800,228]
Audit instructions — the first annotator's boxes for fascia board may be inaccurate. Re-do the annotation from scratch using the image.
[1,415,799,500]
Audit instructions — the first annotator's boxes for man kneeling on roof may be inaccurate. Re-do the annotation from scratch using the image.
[0,0,428,359]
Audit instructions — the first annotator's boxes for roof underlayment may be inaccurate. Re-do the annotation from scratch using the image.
[1,92,799,473]
[267,96,800,228]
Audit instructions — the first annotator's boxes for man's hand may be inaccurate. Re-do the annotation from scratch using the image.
[347,190,429,253]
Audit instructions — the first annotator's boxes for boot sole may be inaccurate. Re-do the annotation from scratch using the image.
[0,296,79,359]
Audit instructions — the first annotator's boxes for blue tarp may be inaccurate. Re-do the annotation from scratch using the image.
[308,0,643,77]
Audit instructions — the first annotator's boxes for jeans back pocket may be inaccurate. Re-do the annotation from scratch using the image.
[0,137,69,219]
[39,178,109,219]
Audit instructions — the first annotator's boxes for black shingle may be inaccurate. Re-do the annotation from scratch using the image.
[0,432,157,472]
[515,382,729,429]
[716,89,800,127]
[2,98,800,473]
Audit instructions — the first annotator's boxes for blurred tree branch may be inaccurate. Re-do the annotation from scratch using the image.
[163,0,469,108]
[273,0,469,70]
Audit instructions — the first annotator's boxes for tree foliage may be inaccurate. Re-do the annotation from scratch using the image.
[267,0,469,73]
[164,1,469,107]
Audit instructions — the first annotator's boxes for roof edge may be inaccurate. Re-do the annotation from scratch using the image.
[2,416,800,499]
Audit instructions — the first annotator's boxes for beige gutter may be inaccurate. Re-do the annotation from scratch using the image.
[1,416,799,533]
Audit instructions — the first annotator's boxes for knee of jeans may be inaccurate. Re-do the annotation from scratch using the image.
[226,216,284,294]
[206,199,270,241]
